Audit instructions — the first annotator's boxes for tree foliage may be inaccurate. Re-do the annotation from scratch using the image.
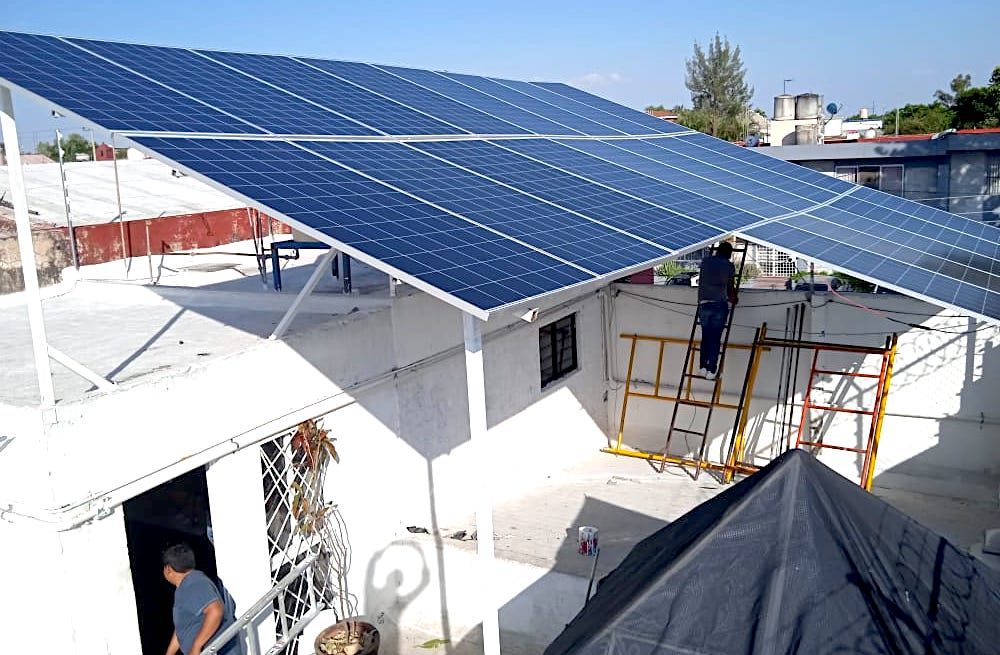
[36,133,93,162]
[881,103,953,135]
[934,73,972,107]
[952,66,1000,129]
[684,34,753,140]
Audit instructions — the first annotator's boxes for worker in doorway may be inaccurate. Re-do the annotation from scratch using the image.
[162,544,240,655]
[697,242,738,380]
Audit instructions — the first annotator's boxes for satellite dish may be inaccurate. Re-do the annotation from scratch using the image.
[826,102,840,115]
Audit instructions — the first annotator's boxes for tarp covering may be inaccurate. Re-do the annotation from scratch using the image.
[545,449,1000,655]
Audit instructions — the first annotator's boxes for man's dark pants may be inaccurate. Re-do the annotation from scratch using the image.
[698,300,729,373]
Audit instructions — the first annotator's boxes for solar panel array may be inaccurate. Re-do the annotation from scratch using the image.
[2,31,998,321]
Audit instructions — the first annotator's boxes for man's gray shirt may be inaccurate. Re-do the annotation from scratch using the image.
[698,255,736,302]
[173,570,239,655]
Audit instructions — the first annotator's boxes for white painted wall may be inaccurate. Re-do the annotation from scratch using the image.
[3,282,997,654]
[0,287,608,654]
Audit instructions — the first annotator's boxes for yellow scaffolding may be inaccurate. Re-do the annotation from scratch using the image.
[607,324,899,489]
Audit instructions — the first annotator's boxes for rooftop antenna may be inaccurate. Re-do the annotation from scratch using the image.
[783,78,793,95]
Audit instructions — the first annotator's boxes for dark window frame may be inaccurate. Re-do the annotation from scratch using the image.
[539,313,578,388]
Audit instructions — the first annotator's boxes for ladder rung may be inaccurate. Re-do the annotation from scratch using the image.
[807,404,875,416]
[813,369,882,379]
[676,399,713,408]
[798,440,868,454]
[670,427,705,436]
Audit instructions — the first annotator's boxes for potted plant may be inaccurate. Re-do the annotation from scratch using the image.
[288,418,380,655]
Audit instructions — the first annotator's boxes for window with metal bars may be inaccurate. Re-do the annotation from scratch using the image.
[539,313,578,387]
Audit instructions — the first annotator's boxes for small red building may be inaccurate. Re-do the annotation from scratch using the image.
[95,142,115,161]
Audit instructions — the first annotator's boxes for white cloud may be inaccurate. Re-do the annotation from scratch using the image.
[574,72,626,89]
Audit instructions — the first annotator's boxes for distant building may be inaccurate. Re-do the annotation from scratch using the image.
[95,142,115,161]
[646,108,679,122]
[760,128,1000,225]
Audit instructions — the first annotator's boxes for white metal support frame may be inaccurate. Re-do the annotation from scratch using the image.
[1,86,56,410]
[1,86,117,410]
[269,248,337,340]
[462,313,501,655]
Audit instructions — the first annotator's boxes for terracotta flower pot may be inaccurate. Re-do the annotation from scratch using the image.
[314,619,380,655]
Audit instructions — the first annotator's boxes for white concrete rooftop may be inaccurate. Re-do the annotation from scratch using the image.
[0,158,241,226]
[0,243,394,406]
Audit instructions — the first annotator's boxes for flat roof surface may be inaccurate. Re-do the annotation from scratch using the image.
[0,158,241,226]
[438,452,1000,581]
[0,243,393,406]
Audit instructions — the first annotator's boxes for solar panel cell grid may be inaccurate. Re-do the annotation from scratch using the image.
[296,59,528,135]
[529,82,690,135]
[136,137,594,310]
[413,140,723,249]
[504,139,762,231]
[70,38,376,135]
[438,72,622,135]
[300,140,670,274]
[2,29,999,321]
[0,32,257,133]
[378,65,580,135]
[196,50,464,136]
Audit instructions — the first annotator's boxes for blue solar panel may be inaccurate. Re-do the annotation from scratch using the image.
[296,59,528,135]
[563,139,797,218]
[743,214,1000,317]
[641,137,838,204]
[436,72,621,135]
[412,140,723,249]
[300,140,670,274]
[609,139,835,213]
[681,133,857,195]
[529,82,690,135]
[134,137,594,310]
[0,32,257,133]
[196,50,463,136]
[4,29,999,321]
[377,65,580,135]
[70,38,376,135]
[501,139,761,231]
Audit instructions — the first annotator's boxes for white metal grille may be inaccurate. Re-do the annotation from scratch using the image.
[749,244,796,277]
[258,422,356,653]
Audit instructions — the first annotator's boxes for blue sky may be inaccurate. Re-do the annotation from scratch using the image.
[3,0,998,148]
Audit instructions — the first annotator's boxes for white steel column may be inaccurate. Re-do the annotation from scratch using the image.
[1,87,56,409]
[463,313,501,655]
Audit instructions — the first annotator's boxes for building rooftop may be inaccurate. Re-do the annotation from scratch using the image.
[0,157,241,226]
[0,242,394,406]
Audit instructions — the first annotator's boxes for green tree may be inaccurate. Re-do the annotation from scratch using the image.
[881,103,954,135]
[35,132,92,162]
[684,34,753,140]
[952,66,1000,128]
[934,73,972,107]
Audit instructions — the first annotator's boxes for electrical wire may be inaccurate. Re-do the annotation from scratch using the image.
[614,288,998,337]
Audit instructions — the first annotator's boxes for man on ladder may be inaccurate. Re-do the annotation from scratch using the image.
[697,242,739,380]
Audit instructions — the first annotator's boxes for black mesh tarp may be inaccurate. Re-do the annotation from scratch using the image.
[545,449,1000,655]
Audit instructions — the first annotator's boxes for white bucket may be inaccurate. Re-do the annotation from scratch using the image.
[578,526,599,556]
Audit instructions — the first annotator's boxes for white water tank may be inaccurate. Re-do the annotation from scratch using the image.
[795,93,820,119]
[773,95,795,120]
[795,124,819,145]
[823,118,844,137]
[859,106,870,119]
